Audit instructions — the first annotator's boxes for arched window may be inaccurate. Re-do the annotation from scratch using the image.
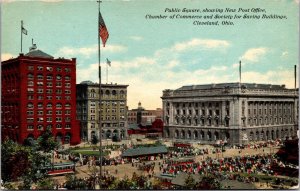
[47,103,52,108]
[56,75,62,81]
[27,103,34,109]
[27,73,34,80]
[56,103,62,109]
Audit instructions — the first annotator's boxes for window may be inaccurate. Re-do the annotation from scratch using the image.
[46,66,53,71]
[27,125,34,130]
[27,103,34,109]
[38,95,43,100]
[27,88,34,93]
[28,95,34,100]
[56,89,62,94]
[37,82,43,86]
[46,117,52,122]
[37,117,44,122]
[65,90,71,94]
[37,125,43,130]
[56,103,62,109]
[28,73,34,80]
[65,110,71,115]
[46,96,52,100]
[28,81,34,86]
[47,103,52,109]
[56,75,62,81]
[47,82,52,87]
[56,117,62,122]
[56,110,62,115]
[65,103,71,108]
[65,117,71,122]
[56,67,62,72]
[37,66,43,71]
[47,75,53,81]
[56,82,62,87]
[56,124,62,129]
[28,66,34,70]
[37,89,43,94]
[37,103,43,109]
[46,110,52,115]
[66,96,71,100]
[65,68,71,72]
[27,118,34,123]
[65,83,71,88]
[65,124,71,129]
[65,76,70,81]
[56,96,62,100]
[46,89,53,94]
[37,74,43,80]
[27,111,34,116]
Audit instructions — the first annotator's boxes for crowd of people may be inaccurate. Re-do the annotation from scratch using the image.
[159,153,288,185]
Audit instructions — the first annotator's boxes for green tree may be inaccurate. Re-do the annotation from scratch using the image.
[37,127,59,153]
[1,140,31,181]
[184,174,196,189]
[65,174,90,190]
[36,178,57,190]
[195,175,221,189]
[91,135,99,145]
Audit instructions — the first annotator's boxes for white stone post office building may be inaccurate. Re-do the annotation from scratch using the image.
[161,83,298,145]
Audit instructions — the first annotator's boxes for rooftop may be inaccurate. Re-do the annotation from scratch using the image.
[122,145,168,157]
[175,83,288,91]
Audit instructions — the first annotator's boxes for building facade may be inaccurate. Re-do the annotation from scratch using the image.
[128,102,163,125]
[161,83,298,145]
[1,45,81,145]
[76,81,129,141]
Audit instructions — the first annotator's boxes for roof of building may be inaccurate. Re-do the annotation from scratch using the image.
[128,124,140,130]
[122,145,168,157]
[25,49,54,59]
[176,83,287,91]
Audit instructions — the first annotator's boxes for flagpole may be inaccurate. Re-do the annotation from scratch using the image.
[21,20,23,53]
[97,0,103,186]
[106,60,108,84]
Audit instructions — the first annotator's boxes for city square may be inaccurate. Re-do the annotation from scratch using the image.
[1,0,299,190]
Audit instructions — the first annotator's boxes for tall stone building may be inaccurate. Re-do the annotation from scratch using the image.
[76,81,128,141]
[161,83,298,145]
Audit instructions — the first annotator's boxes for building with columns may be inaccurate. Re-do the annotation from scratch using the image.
[161,83,298,145]
[76,81,128,142]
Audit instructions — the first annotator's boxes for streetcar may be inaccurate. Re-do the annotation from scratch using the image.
[46,162,75,176]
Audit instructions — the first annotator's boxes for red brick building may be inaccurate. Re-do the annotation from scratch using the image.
[1,45,80,145]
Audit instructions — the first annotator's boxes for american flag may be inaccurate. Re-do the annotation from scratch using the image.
[99,12,109,47]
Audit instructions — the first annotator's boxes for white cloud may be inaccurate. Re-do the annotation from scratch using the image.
[240,47,268,62]
[1,53,16,61]
[56,44,127,58]
[129,36,143,41]
[172,38,230,52]
[294,0,299,4]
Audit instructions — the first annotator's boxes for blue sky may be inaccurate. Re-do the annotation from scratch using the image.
[1,0,299,109]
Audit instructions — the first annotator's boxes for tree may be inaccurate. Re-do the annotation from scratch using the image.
[37,127,59,153]
[1,140,31,181]
[195,175,221,189]
[36,178,57,190]
[184,174,196,189]
[91,135,99,145]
